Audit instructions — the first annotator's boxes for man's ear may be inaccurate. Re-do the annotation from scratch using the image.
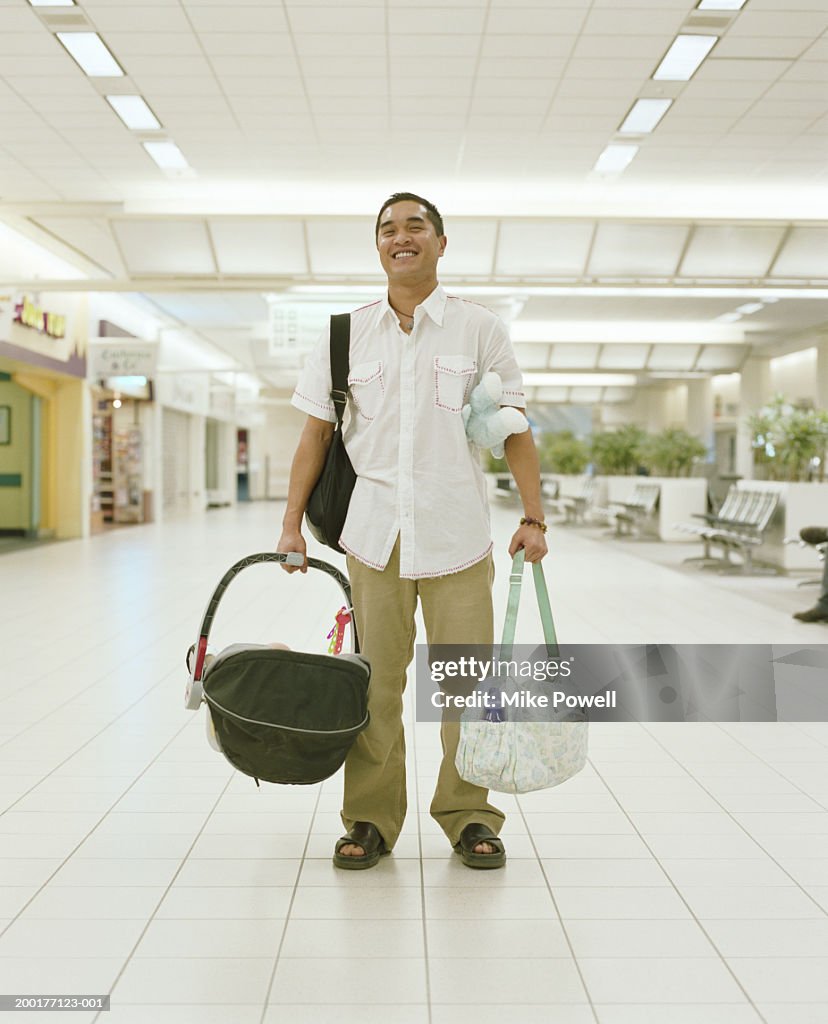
[438,234,447,258]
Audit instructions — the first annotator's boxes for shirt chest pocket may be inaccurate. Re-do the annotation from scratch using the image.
[434,355,477,414]
[347,360,384,421]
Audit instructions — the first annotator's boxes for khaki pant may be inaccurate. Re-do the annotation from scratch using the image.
[342,538,505,849]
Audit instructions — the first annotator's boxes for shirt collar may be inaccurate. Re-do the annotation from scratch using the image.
[378,283,447,329]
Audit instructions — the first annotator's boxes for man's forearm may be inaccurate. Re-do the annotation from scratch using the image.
[282,425,334,530]
[504,427,543,520]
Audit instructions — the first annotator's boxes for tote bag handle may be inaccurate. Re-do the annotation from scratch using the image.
[501,549,558,656]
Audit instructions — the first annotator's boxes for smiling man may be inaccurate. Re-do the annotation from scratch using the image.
[278,192,547,870]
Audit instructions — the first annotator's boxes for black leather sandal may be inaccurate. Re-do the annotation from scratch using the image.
[333,821,389,870]
[454,823,506,869]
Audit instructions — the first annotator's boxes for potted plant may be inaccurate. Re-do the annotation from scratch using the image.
[748,395,828,482]
[639,428,707,477]
[590,425,646,476]
[537,431,590,475]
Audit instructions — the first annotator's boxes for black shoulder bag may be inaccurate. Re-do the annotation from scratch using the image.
[305,313,357,554]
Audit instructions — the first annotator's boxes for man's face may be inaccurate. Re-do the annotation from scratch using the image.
[376,200,446,285]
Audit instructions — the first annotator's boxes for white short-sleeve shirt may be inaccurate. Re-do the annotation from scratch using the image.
[291,284,525,579]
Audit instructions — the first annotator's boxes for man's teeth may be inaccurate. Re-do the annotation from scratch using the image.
[394,251,416,259]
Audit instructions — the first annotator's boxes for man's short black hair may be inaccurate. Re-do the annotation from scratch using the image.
[375,192,444,239]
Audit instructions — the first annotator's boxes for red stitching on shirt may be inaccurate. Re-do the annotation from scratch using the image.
[339,539,388,571]
[400,543,493,580]
[294,390,335,414]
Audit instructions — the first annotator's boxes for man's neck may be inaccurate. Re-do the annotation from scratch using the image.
[387,279,439,316]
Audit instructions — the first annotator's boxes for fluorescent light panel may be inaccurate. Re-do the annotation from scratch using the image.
[653,35,717,82]
[29,0,75,5]
[619,98,672,134]
[735,302,763,315]
[523,373,637,387]
[143,141,189,170]
[593,144,639,175]
[106,95,161,131]
[56,32,124,77]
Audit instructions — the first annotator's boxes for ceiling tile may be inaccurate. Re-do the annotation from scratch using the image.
[589,223,690,278]
[675,226,786,278]
[549,343,600,368]
[83,5,193,31]
[696,58,792,81]
[198,33,294,56]
[209,219,307,274]
[185,6,289,31]
[647,345,699,371]
[695,346,745,371]
[496,221,594,276]
[727,11,828,37]
[565,57,659,79]
[571,35,667,60]
[389,8,485,32]
[388,33,479,57]
[486,8,587,33]
[117,55,213,77]
[440,220,498,276]
[288,5,381,32]
[583,8,685,34]
[712,36,812,60]
[306,219,380,275]
[112,220,217,275]
[476,57,563,77]
[597,345,650,369]
[297,33,387,56]
[101,33,203,56]
[33,216,125,275]
[512,342,552,370]
[770,227,828,277]
[208,55,300,76]
[481,35,577,58]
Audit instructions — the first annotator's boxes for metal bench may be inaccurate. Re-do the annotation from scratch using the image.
[593,482,660,538]
[677,487,780,574]
[549,476,596,525]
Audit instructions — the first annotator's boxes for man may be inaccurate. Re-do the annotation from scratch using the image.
[793,526,828,623]
[276,192,547,869]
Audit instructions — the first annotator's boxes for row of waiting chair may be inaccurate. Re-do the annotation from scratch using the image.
[675,485,780,574]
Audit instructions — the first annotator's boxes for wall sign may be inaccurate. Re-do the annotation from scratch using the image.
[13,296,66,339]
[88,340,158,379]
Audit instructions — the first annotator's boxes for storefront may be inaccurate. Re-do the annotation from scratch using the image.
[88,339,158,532]
[0,292,89,542]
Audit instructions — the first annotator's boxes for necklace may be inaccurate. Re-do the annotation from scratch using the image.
[389,301,415,331]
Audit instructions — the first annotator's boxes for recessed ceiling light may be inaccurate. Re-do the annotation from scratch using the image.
[593,144,639,175]
[735,302,764,315]
[106,95,161,131]
[697,0,747,9]
[619,98,672,134]
[653,35,717,81]
[715,312,742,323]
[143,141,190,170]
[29,0,75,5]
[56,32,124,77]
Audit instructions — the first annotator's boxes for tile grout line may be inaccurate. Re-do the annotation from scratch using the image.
[257,781,324,1022]
[89,768,238,1024]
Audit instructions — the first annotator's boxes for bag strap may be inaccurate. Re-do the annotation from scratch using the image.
[501,549,558,656]
[329,313,351,427]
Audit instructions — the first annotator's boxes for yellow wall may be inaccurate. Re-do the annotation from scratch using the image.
[0,379,32,531]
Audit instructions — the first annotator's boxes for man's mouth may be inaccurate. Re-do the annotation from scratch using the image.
[393,250,418,260]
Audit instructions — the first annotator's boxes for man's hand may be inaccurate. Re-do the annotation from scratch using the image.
[277,528,307,573]
[508,523,548,563]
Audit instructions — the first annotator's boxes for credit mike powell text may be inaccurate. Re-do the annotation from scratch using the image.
[414,644,828,723]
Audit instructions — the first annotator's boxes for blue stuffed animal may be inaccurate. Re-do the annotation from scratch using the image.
[462,372,529,459]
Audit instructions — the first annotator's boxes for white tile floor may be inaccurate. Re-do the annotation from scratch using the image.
[0,500,827,1024]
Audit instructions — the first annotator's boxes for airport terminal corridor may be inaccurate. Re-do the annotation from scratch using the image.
[1,503,827,1024]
